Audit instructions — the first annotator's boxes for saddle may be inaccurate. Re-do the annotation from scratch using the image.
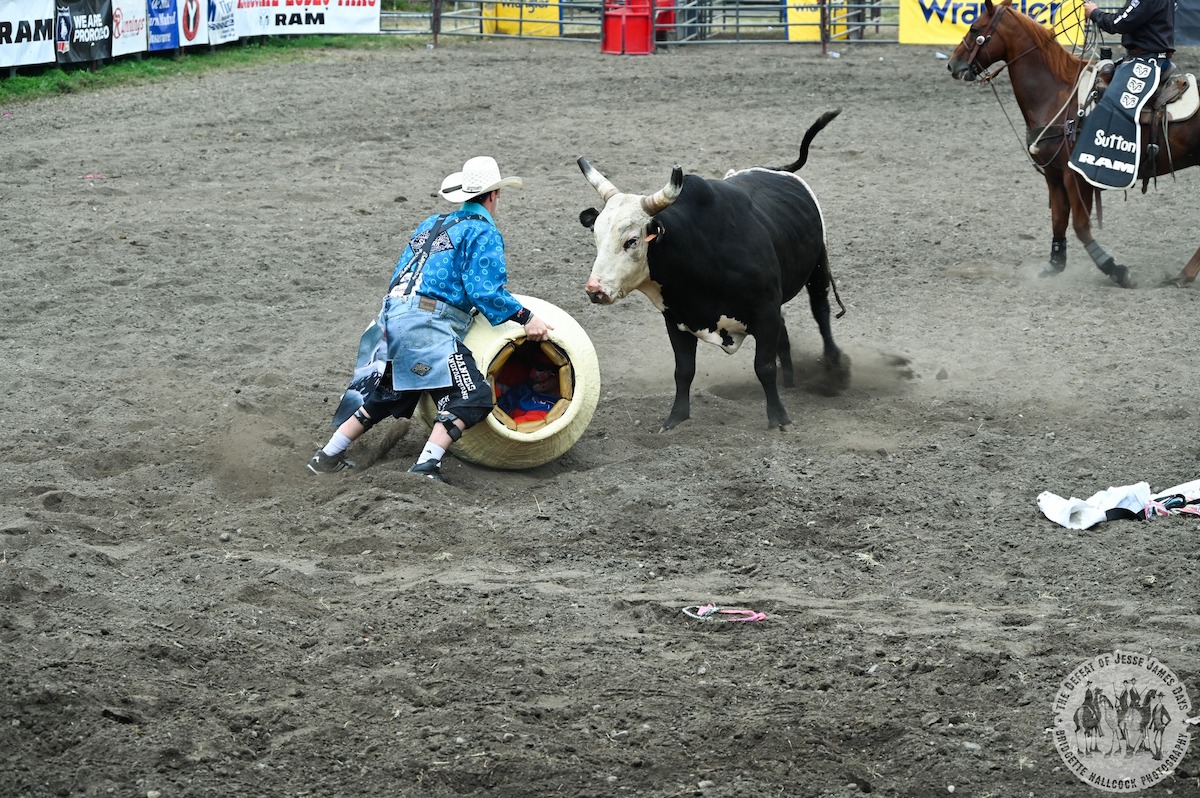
[1080,60,1200,124]
[1072,60,1199,191]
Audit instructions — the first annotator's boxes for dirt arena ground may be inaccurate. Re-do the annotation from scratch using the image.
[4,36,1200,798]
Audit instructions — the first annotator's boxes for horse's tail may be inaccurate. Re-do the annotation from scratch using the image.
[770,109,842,173]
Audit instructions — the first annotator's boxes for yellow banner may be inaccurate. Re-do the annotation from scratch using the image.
[483,1,561,36]
[899,0,1085,46]
[785,1,846,42]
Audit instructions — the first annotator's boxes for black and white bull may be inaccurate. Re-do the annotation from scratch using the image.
[577,109,849,432]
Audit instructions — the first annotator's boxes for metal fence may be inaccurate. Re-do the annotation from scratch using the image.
[381,0,900,48]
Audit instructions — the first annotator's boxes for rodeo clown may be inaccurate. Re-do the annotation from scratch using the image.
[308,156,553,483]
[1069,0,1175,190]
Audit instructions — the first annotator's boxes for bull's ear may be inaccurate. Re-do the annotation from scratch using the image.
[579,208,599,229]
[646,218,665,244]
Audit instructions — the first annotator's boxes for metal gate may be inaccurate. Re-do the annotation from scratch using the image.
[383,0,900,47]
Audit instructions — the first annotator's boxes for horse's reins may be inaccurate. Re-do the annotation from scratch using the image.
[967,10,1106,223]
[964,10,1089,171]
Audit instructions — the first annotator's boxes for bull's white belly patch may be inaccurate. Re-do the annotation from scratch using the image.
[680,315,748,353]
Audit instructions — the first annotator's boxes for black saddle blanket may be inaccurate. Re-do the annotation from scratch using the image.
[1069,58,1162,190]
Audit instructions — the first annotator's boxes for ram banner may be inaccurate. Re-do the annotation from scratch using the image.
[1,0,55,67]
[899,0,1085,46]
[248,0,379,34]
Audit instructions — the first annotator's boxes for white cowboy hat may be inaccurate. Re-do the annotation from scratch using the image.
[438,156,523,203]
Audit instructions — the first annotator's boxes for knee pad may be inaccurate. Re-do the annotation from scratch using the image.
[434,411,463,442]
[451,404,491,430]
[353,406,378,431]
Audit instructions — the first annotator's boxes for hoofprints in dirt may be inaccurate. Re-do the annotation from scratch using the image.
[3,39,1199,797]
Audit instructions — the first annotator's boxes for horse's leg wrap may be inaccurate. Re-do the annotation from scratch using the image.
[353,407,378,431]
[1048,237,1067,273]
[434,411,463,442]
[1085,239,1112,269]
[1086,240,1133,288]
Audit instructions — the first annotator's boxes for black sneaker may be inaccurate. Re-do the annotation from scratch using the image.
[307,449,355,475]
[408,459,446,483]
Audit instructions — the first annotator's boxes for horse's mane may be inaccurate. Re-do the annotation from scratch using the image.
[1005,1,1084,83]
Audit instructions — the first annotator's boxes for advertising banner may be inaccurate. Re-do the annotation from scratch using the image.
[899,0,1084,46]
[483,0,559,36]
[233,0,270,35]
[1,0,56,68]
[1181,0,1200,46]
[785,0,847,42]
[785,2,820,42]
[111,0,147,56]
[247,0,379,34]
[147,0,177,49]
[55,0,112,63]
[208,0,235,42]
[177,0,207,46]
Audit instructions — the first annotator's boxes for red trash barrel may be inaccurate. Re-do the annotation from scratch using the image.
[601,0,654,55]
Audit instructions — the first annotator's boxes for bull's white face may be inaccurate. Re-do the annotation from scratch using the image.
[584,192,656,306]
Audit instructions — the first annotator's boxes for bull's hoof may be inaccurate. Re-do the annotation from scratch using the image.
[772,421,793,432]
[818,352,851,394]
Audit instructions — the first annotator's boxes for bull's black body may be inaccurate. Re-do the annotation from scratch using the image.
[579,110,847,431]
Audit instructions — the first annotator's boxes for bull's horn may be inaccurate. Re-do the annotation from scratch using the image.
[577,157,620,204]
[641,166,683,215]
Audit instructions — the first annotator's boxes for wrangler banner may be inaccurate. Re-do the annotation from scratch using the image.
[899,0,1085,46]
[1181,0,1200,45]
[483,1,559,36]
[786,1,848,42]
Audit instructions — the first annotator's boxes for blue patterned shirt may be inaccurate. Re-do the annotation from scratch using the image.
[388,202,524,326]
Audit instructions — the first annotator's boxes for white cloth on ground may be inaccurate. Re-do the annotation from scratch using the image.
[1037,482,1152,530]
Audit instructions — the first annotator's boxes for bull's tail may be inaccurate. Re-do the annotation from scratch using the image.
[772,109,841,173]
[829,263,846,319]
[815,250,848,319]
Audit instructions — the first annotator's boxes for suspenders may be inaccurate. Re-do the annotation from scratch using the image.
[388,213,487,296]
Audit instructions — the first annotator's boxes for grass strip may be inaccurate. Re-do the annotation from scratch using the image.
[1,34,427,104]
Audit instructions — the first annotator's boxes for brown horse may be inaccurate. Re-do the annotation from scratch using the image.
[947,0,1200,286]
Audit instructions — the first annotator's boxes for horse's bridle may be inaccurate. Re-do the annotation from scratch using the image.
[958,4,1009,81]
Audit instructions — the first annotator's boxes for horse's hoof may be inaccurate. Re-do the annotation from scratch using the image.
[1041,264,1065,277]
[1110,265,1135,289]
